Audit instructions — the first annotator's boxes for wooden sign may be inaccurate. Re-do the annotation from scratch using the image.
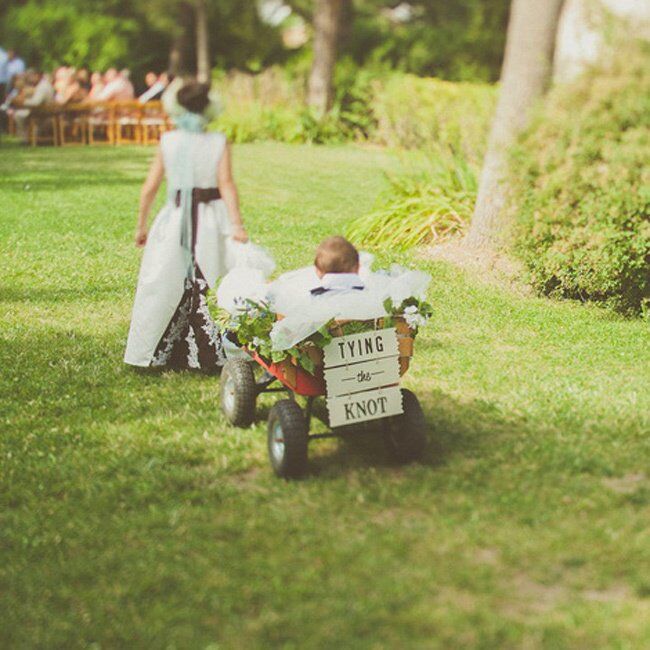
[322,328,399,368]
[324,356,401,398]
[327,386,403,428]
[323,328,403,427]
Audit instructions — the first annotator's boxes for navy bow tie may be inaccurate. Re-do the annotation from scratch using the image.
[310,285,364,296]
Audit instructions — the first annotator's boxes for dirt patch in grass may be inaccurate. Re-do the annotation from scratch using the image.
[602,473,647,495]
[583,584,633,602]
[504,573,568,616]
[420,238,531,296]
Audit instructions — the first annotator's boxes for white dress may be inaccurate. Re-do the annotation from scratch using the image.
[124,129,233,369]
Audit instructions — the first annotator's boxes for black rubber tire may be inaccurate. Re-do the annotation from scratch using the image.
[382,389,427,463]
[220,359,257,427]
[267,399,309,479]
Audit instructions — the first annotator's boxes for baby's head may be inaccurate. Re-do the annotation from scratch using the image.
[314,236,359,278]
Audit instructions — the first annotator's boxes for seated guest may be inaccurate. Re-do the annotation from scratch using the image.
[0,71,23,130]
[13,70,55,141]
[120,68,135,99]
[88,71,104,100]
[54,67,74,103]
[140,71,157,95]
[6,50,25,90]
[0,46,8,103]
[1,73,25,109]
[98,68,134,101]
[76,68,91,92]
[58,68,88,104]
[138,71,168,103]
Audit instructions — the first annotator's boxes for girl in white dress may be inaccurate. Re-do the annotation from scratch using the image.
[124,79,248,370]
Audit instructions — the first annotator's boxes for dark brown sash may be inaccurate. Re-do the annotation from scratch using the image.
[174,187,221,253]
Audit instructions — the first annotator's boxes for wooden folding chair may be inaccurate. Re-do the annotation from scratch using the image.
[27,105,60,146]
[140,100,168,145]
[87,102,115,145]
[57,103,89,146]
[114,101,143,145]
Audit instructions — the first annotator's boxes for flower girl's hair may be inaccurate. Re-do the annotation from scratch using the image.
[162,77,222,121]
[177,82,211,114]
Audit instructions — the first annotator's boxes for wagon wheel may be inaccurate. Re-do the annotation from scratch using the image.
[382,389,427,463]
[220,359,257,427]
[267,400,309,479]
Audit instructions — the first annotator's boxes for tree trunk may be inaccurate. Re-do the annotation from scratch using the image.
[308,0,344,115]
[466,0,565,249]
[195,0,210,83]
[168,33,185,76]
[168,3,192,77]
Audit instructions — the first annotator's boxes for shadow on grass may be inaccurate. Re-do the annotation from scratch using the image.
[302,388,514,479]
[0,285,129,304]
[0,178,142,192]
[250,385,516,480]
[3,325,517,484]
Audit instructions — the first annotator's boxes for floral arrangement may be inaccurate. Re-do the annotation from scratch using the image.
[214,295,433,375]
[383,296,433,329]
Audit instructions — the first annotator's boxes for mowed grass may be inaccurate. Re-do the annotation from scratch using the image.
[1,142,649,649]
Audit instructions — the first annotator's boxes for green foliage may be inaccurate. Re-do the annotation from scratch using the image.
[214,67,495,150]
[347,146,478,249]
[1,0,509,85]
[371,74,496,158]
[0,0,285,81]
[510,45,650,316]
[289,0,510,82]
[3,0,138,72]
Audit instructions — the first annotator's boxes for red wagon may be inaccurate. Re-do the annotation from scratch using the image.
[220,318,427,478]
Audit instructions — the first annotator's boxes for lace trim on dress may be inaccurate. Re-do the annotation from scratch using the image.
[151,268,226,370]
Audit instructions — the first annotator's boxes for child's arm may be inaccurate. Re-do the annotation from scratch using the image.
[217,141,248,243]
[135,147,164,247]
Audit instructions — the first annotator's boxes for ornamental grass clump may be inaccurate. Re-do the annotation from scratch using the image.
[346,146,477,249]
[509,43,650,316]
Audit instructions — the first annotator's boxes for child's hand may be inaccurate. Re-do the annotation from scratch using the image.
[232,225,248,243]
[135,226,148,247]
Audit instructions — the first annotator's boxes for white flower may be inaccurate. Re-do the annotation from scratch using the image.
[403,309,427,329]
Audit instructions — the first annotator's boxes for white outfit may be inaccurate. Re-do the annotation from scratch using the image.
[0,48,8,85]
[217,256,431,351]
[24,76,55,106]
[98,77,134,101]
[139,81,165,104]
[7,57,25,83]
[124,129,234,368]
[14,76,55,140]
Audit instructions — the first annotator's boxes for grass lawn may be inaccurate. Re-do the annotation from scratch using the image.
[1,142,649,649]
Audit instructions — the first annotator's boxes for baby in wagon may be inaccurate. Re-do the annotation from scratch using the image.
[218,236,368,311]
[267,236,368,312]
[218,235,430,350]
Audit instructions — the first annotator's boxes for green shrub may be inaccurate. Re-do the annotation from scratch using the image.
[346,146,477,249]
[211,66,495,151]
[215,104,303,144]
[212,63,376,145]
[510,45,650,316]
[371,74,496,160]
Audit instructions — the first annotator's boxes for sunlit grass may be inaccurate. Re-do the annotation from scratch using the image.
[1,143,649,648]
